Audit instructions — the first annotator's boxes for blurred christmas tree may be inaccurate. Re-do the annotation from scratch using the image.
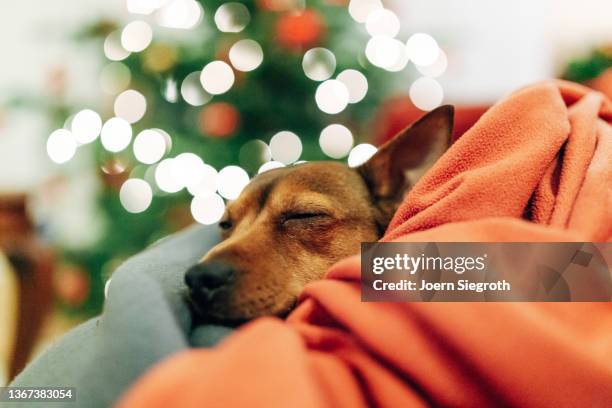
[39,0,445,314]
[563,44,612,83]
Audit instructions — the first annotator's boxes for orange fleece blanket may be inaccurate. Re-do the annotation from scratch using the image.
[118,81,612,408]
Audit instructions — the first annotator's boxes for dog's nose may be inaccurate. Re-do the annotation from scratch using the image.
[185,260,234,293]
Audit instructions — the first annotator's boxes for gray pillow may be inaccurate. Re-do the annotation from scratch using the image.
[6,224,232,408]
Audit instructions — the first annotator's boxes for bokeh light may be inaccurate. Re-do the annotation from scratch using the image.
[302,48,336,81]
[181,71,211,106]
[319,124,354,159]
[365,9,400,38]
[337,69,368,103]
[114,89,147,123]
[348,0,383,23]
[386,46,410,72]
[163,78,178,103]
[214,2,250,33]
[171,152,205,191]
[258,161,285,174]
[100,62,131,94]
[409,77,444,111]
[348,143,377,167]
[119,178,153,213]
[217,165,250,200]
[153,128,173,152]
[191,192,226,225]
[200,61,235,95]
[71,109,102,144]
[229,39,264,72]
[406,33,440,66]
[133,129,168,164]
[101,117,133,152]
[121,21,153,53]
[270,131,302,164]
[47,129,77,164]
[155,158,182,193]
[104,31,130,61]
[415,49,448,78]
[156,0,203,29]
[365,36,406,71]
[385,50,410,72]
[186,163,218,196]
[315,79,350,114]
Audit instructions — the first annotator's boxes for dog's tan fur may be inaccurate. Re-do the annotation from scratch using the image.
[187,105,454,321]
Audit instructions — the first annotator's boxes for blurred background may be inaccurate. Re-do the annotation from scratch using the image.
[1,0,612,385]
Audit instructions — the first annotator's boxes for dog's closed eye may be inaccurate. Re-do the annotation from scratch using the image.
[283,212,328,220]
[280,211,332,228]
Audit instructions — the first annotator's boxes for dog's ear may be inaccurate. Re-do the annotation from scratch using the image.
[358,105,453,223]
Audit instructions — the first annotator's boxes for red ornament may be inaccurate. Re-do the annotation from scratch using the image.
[275,9,325,51]
[199,102,240,138]
[54,265,90,307]
[257,0,299,11]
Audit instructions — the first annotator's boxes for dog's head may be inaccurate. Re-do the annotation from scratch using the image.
[185,105,453,322]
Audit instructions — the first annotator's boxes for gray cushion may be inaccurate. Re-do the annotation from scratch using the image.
[5,224,231,408]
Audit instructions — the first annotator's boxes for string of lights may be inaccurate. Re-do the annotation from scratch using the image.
[46,0,445,227]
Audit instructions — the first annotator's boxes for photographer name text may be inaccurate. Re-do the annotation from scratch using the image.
[372,279,511,292]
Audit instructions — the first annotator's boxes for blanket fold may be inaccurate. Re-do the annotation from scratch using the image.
[117,81,612,408]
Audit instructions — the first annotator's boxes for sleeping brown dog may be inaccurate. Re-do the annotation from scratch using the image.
[185,105,454,322]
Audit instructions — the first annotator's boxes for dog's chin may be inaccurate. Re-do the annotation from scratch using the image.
[185,290,297,326]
